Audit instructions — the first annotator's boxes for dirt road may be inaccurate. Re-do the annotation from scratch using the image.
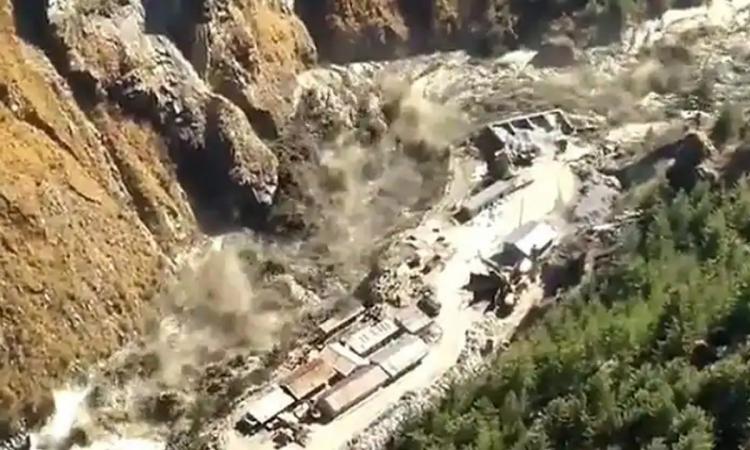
[294,141,582,450]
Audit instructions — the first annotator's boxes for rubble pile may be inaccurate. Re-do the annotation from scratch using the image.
[365,229,451,307]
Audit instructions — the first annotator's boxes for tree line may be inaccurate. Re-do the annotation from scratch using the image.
[393,180,750,450]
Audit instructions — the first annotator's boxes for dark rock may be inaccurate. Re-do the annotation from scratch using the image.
[531,35,577,68]
[666,131,716,191]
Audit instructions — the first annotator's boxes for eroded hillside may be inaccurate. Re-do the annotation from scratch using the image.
[0,0,733,442]
[0,0,316,429]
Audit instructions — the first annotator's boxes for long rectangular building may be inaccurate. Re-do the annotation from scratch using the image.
[317,302,365,338]
[394,306,433,334]
[242,384,296,426]
[316,365,389,420]
[281,358,336,400]
[345,318,400,356]
[371,334,429,378]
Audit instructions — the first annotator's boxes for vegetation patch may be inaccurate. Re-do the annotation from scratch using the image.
[395,180,750,449]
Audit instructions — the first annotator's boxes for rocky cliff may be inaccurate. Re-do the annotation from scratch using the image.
[0,0,676,433]
[0,0,315,429]
[294,0,592,62]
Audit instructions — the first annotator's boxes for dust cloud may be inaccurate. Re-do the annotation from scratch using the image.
[148,246,297,386]
[25,76,471,448]
[298,76,471,285]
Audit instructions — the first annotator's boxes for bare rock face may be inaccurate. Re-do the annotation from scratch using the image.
[0,0,183,422]
[47,0,286,231]
[295,0,410,63]
[0,0,316,425]
[296,0,609,62]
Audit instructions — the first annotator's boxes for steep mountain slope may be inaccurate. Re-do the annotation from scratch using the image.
[0,0,315,429]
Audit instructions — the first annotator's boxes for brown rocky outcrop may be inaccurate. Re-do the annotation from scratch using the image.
[0,1,185,425]
[296,0,613,62]
[296,0,410,63]
[0,0,316,428]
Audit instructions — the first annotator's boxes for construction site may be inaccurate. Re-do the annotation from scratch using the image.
[5,2,748,449]
[229,108,589,449]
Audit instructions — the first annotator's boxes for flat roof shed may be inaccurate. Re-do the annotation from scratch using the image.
[281,358,336,400]
[243,384,296,425]
[507,221,557,258]
[395,306,433,334]
[321,342,368,377]
[345,319,400,356]
[316,365,389,420]
[371,334,429,378]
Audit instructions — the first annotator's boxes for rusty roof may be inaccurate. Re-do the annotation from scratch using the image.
[281,358,336,400]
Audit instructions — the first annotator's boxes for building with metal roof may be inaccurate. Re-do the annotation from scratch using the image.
[394,306,433,334]
[507,221,557,259]
[316,365,389,420]
[321,342,367,377]
[371,334,429,378]
[317,302,365,338]
[345,318,400,356]
[281,358,336,400]
[242,384,296,426]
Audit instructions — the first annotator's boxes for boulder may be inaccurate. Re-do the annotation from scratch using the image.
[531,35,578,68]
[666,131,717,191]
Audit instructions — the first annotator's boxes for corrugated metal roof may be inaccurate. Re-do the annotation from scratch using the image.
[394,306,433,334]
[244,384,296,424]
[281,358,336,400]
[345,319,400,356]
[321,342,367,377]
[317,365,389,419]
[317,302,365,336]
[371,334,429,378]
[506,221,557,257]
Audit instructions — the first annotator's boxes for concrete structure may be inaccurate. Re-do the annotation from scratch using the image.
[455,177,533,223]
[494,221,558,267]
[316,365,390,421]
[317,302,365,338]
[281,358,337,400]
[345,319,400,356]
[371,334,429,378]
[394,306,433,334]
[242,384,296,427]
[507,221,557,258]
[474,109,575,179]
[321,342,368,377]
